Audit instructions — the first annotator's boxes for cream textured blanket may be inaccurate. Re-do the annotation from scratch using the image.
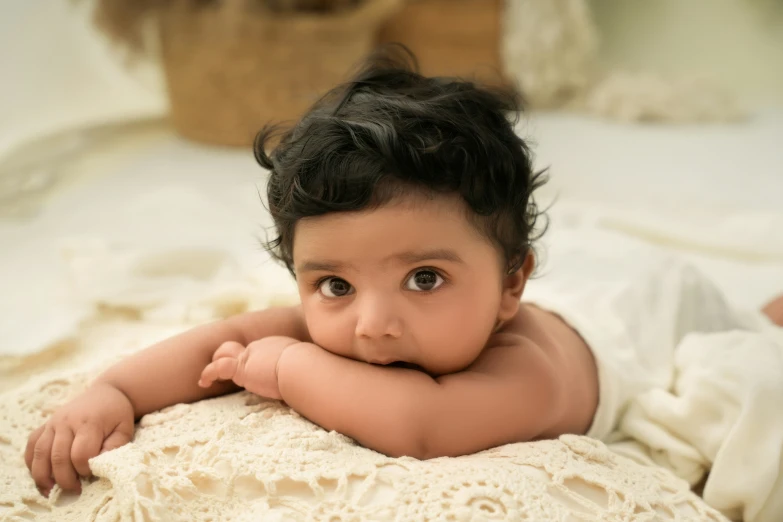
[0,358,724,521]
[0,242,727,521]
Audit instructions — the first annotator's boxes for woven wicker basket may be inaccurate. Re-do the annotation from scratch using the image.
[159,0,401,147]
[377,0,505,85]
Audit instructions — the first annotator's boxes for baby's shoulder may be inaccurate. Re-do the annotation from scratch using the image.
[481,304,596,381]
[479,318,556,368]
[485,305,558,352]
[484,330,539,352]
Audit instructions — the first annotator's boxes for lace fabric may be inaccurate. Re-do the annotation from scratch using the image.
[0,361,725,521]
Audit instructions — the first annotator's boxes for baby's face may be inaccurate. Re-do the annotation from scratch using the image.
[292,195,521,376]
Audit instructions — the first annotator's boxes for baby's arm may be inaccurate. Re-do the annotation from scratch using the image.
[96,305,310,418]
[26,305,308,494]
[276,334,568,459]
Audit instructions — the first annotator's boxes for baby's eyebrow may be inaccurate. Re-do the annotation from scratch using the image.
[296,249,464,274]
[390,248,465,265]
[297,260,353,273]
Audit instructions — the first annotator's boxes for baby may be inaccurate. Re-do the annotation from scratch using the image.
[25,48,783,497]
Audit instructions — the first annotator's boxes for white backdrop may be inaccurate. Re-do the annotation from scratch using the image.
[0,0,165,160]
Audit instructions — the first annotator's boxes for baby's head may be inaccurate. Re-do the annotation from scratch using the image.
[256,48,546,376]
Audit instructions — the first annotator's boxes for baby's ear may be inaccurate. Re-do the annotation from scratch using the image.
[498,252,535,321]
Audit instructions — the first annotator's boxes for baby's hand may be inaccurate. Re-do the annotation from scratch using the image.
[198,336,301,400]
[25,383,135,496]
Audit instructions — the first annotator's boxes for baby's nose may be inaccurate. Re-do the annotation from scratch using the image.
[354,296,403,340]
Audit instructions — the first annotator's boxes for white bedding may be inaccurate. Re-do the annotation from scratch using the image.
[617,327,783,522]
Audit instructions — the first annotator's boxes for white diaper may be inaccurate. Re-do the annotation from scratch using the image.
[522,229,768,441]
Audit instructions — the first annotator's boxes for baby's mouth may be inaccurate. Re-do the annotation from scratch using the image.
[370,360,435,377]
[386,361,425,372]
[366,358,427,372]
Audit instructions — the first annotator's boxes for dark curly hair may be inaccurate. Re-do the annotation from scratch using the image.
[255,46,547,277]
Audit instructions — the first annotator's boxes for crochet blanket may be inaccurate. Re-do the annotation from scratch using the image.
[0,355,724,521]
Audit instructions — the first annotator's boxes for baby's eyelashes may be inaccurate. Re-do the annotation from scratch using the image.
[314,269,447,298]
[318,277,354,298]
[404,269,444,292]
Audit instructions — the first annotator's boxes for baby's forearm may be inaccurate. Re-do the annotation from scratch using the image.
[94,305,307,419]
[277,343,436,458]
[276,341,564,460]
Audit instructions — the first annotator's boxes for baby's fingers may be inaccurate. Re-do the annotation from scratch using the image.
[31,426,55,494]
[100,429,132,455]
[212,341,245,362]
[71,425,104,478]
[51,428,80,492]
[25,425,46,472]
[198,357,240,388]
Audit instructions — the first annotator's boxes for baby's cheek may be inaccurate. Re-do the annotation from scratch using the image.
[305,314,354,357]
[436,311,494,365]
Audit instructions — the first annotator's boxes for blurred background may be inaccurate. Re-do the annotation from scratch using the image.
[1,0,782,385]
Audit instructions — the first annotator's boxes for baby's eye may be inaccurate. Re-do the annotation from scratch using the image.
[404,269,444,292]
[319,277,354,298]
